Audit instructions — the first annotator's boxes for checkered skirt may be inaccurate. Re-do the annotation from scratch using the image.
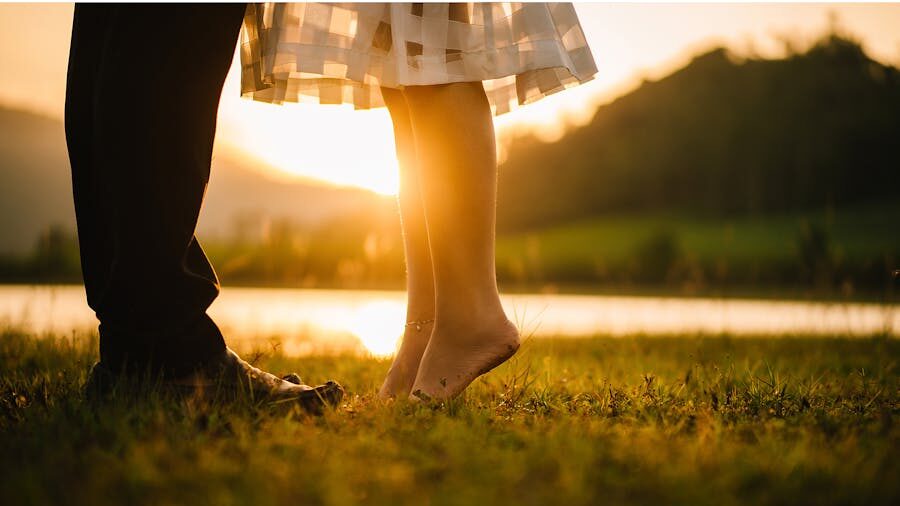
[240,2,597,115]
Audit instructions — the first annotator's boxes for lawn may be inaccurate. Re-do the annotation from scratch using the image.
[1,329,898,505]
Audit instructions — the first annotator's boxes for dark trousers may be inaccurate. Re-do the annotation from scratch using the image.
[64,3,247,377]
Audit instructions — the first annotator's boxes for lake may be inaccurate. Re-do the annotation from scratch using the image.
[0,285,895,356]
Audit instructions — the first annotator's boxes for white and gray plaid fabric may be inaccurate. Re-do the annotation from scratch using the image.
[240,2,597,115]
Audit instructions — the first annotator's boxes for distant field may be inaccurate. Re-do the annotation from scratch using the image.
[1,330,897,505]
[496,201,900,294]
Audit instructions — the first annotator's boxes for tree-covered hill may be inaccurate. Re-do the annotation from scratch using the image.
[497,35,900,231]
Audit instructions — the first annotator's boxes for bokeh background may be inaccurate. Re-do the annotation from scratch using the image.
[1,2,898,300]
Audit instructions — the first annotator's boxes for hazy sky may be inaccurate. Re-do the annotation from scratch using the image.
[2,2,899,193]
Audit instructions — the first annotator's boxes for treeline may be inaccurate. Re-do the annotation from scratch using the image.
[497,34,900,230]
[0,226,82,283]
[0,209,407,289]
[203,206,405,289]
[3,203,897,298]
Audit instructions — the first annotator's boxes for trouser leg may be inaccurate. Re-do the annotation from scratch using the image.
[65,3,247,377]
[66,4,113,313]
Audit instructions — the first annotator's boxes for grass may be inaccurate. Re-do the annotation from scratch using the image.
[499,201,900,263]
[495,201,900,294]
[1,329,898,505]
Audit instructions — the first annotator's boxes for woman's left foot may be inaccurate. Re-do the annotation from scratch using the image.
[410,317,519,401]
[378,320,433,399]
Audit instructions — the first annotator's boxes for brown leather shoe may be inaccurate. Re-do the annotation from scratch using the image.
[85,348,344,413]
[176,348,344,409]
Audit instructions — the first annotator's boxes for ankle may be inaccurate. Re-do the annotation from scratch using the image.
[402,317,434,344]
[404,298,434,328]
[435,293,505,323]
[432,311,517,345]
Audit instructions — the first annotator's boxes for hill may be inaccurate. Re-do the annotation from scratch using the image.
[0,107,73,253]
[0,107,390,254]
[497,35,900,230]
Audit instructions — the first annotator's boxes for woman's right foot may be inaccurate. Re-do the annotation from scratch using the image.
[410,316,520,401]
[378,320,434,399]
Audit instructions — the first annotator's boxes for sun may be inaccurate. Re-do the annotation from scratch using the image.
[219,101,402,196]
[245,107,402,196]
[215,54,402,196]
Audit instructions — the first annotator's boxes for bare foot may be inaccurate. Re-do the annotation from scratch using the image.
[378,320,433,399]
[410,317,520,401]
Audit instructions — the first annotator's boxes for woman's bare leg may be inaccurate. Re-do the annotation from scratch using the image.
[402,82,520,400]
[378,87,436,398]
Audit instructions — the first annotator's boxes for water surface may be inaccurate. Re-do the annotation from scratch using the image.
[0,285,895,356]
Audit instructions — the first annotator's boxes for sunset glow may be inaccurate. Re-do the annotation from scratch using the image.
[209,2,900,195]
[3,4,900,196]
[217,86,403,195]
[341,300,407,356]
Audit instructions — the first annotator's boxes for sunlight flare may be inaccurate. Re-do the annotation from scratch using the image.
[343,300,406,357]
[217,62,402,196]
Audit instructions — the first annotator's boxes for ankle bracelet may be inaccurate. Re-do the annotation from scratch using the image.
[405,318,434,331]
